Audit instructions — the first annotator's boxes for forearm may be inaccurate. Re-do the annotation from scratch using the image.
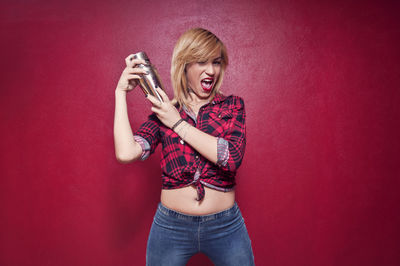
[174,121,218,164]
[113,90,142,163]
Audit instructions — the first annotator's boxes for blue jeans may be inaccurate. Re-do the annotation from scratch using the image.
[146,202,255,266]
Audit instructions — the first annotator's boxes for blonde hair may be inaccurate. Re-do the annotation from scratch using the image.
[171,28,229,108]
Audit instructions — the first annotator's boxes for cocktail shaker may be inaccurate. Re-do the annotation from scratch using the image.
[132,52,164,102]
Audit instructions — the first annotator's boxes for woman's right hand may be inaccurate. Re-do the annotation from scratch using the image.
[115,54,148,92]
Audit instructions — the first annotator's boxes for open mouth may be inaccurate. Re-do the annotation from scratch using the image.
[201,77,214,92]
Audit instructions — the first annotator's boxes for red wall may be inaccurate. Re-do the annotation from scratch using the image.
[1,0,399,265]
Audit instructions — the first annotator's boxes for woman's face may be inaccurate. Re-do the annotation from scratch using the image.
[185,53,222,100]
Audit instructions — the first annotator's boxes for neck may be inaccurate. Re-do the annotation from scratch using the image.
[187,90,211,108]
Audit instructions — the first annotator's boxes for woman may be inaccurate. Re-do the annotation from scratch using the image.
[114,28,254,265]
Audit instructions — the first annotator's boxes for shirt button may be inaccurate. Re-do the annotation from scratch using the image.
[195,155,199,159]
[218,114,222,118]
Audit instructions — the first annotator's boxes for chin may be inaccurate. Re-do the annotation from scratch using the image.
[200,90,213,98]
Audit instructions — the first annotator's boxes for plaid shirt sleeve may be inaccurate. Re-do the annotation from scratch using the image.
[133,113,161,158]
[218,96,246,172]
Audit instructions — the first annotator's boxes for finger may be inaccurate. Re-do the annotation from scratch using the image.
[125,74,142,81]
[156,87,169,102]
[151,106,162,114]
[125,54,137,67]
[146,94,161,106]
[125,54,135,65]
[125,56,147,67]
[124,67,148,75]
[125,54,147,66]
[129,58,147,67]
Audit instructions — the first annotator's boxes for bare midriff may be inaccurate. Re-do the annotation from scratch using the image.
[160,185,235,215]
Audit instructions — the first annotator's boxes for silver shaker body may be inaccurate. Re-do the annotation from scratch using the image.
[132,52,164,102]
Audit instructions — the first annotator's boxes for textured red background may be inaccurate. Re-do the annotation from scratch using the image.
[1,0,399,265]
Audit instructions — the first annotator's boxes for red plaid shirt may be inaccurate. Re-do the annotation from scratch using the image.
[133,93,246,201]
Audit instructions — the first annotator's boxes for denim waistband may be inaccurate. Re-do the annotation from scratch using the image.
[157,202,240,222]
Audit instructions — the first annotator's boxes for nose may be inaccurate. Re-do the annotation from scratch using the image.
[205,62,215,76]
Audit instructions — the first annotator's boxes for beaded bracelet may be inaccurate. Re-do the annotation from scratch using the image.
[171,118,184,131]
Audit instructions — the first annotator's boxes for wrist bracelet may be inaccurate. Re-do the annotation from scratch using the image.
[172,118,184,131]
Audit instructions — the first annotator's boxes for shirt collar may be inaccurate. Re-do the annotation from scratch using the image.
[180,93,226,123]
[182,104,197,122]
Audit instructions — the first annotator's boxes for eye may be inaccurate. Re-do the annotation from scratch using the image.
[197,61,207,65]
[213,61,222,65]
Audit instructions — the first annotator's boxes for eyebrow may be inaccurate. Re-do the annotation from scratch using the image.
[198,56,222,63]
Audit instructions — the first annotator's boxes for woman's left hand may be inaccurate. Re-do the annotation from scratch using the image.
[146,87,182,129]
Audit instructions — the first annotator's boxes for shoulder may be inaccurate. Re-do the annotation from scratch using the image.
[220,94,245,110]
